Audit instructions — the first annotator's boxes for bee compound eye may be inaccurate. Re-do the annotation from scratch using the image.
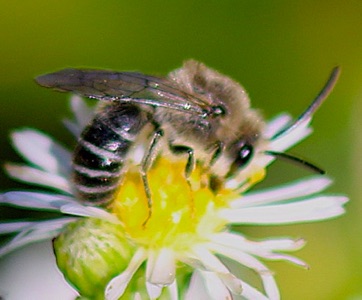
[235,143,254,168]
[226,143,254,178]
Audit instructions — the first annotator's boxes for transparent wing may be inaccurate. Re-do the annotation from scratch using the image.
[36,68,211,115]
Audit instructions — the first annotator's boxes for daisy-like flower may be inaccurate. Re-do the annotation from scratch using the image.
[0,87,348,300]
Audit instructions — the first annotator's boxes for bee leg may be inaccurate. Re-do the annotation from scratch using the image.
[169,144,196,218]
[169,145,195,178]
[141,128,164,226]
[210,141,224,166]
[209,141,225,192]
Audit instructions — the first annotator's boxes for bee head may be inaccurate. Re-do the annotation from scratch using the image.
[208,135,261,193]
[209,129,263,183]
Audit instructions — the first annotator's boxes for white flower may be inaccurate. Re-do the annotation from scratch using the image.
[0,96,348,300]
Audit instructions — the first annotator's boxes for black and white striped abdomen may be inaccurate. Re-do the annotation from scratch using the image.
[72,103,148,206]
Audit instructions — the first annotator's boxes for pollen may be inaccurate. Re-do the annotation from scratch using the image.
[111,158,239,251]
[248,167,266,186]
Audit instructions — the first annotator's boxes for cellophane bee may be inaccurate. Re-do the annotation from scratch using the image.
[36,60,339,218]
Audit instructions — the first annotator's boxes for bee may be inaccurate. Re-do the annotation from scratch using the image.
[36,60,340,215]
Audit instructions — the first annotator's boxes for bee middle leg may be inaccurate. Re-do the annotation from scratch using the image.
[141,128,164,226]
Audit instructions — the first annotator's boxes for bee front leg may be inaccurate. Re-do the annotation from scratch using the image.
[208,141,225,192]
[141,128,164,226]
[209,141,224,166]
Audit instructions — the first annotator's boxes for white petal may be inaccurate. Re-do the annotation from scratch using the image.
[167,280,178,300]
[146,282,163,299]
[1,191,75,210]
[210,242,271,274]
[220,196,348,225]
[0,221,35,234]
[211,232,305,254]
[60,203,120,223]
[105,248,147,300]
[70,95,94,129]
[185,271,204,300]
[263,114,292,139]
[11,128,71,175]
[63,119,81,137]
[185,271,211,300]
[64,96,94,137]
[269,118,312,152]
[261,276,280,300]
[209,243,279,299]
[265,253,308,268]
[191,246,242,295]
[210,232,308,268]
[192,245,230,273]
[241,279,270,300]
[195,270,232,300]
[0,241,78,300]
[146,248,176,285]
[0,218,75,257]
[217,272,243,295]
[5,163,72,194]
[231,175,333,208]
[254,237,305,252]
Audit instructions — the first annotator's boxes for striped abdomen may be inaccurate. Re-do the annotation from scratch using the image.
[72,103,148,206]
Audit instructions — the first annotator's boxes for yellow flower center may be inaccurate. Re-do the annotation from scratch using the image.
[111,157,264,251]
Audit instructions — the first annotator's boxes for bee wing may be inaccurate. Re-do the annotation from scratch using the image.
[36,68,210,115]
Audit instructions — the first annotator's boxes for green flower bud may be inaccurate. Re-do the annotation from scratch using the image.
[54,218,135,299]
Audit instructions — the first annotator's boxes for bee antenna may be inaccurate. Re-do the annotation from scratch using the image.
[272,66,341,140]
[264,150,325,175]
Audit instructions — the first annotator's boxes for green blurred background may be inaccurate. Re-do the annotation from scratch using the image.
[0,1,361,299]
